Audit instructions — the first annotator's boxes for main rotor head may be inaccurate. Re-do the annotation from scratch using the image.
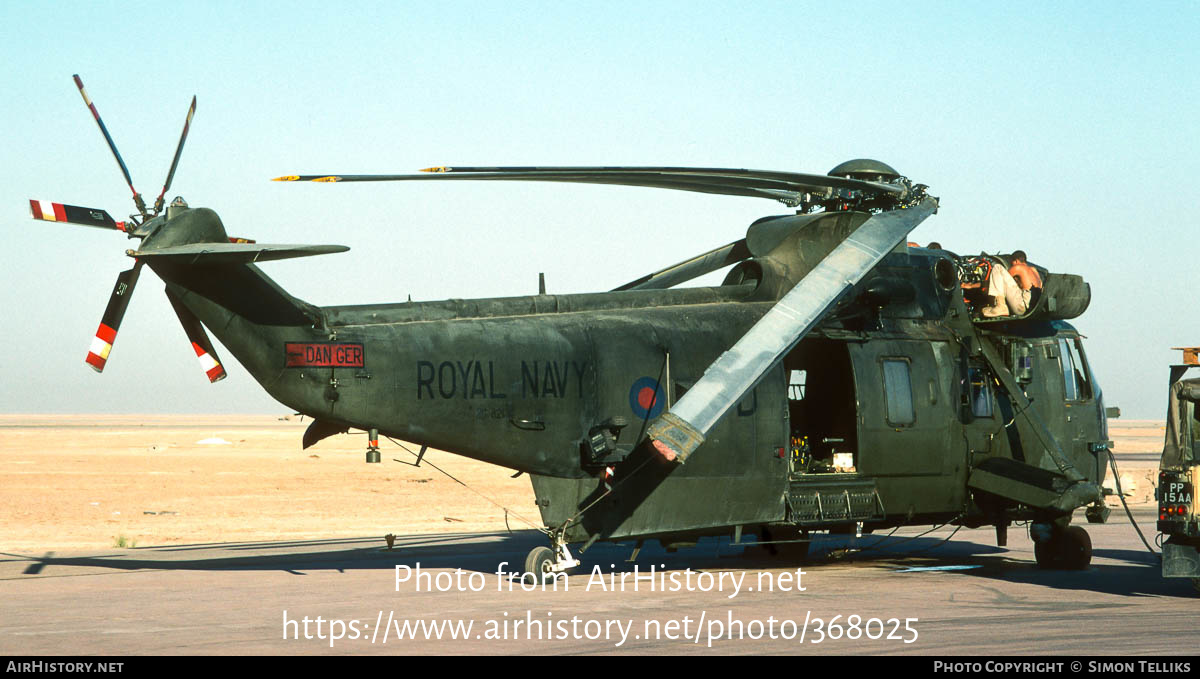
[828,158,901,182]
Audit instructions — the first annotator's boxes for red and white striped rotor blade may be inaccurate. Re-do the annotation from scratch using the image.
[165,289,227,383]
[154,95,197,215]
[86,261,143,372]
[73,74,146,216]
[29,199,126,231]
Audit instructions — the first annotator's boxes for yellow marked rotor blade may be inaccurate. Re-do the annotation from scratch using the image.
[272,176,300,182]
[420,166,450,173]
[313,176,342,183]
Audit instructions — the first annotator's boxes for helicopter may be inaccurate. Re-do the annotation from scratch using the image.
[33,77,1116,579]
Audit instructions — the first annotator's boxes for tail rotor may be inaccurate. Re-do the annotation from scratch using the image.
[36,75,226,384]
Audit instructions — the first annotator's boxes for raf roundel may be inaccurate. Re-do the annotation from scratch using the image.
[628,377,666,420]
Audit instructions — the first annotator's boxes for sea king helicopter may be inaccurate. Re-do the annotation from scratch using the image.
[34,77,1114,578]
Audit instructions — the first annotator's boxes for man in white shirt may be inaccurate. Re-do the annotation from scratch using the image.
[980,262,1027,318]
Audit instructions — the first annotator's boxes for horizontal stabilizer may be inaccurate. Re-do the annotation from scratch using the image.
[127,242,349,263]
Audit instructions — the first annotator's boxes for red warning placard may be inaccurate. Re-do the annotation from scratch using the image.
[285,343,364,368]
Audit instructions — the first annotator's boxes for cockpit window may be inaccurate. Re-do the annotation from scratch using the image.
[1057,338,1091,402]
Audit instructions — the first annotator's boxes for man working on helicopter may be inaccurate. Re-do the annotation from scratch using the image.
[959,254,1026,318]
[1008,250,1043,311]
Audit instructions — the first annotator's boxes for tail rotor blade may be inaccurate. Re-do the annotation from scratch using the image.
[154,95,197,215]
[73,74,147,217]
[86,261,143,372]
[165,289,227,383]
[29,199,126,231]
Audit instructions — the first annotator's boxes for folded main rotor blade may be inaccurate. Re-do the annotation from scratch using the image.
[29,199,126,231]
[154,95,197,215]
[273,166,905,206]
[646,197,939,463]
[278,172,821,205]
[86,261,143,372]
[420,166,903,195]
[73,74,146,217]
[614,239,751,291]
[165,289,227,383]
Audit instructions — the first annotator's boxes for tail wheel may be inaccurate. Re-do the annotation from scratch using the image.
[523,546,554,584]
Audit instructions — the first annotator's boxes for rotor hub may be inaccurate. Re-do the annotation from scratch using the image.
[828,159,901,182]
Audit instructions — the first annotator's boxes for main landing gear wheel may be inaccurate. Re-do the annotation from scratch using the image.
[1034,525,1092,570]
[1057,526,1092,570]
[1033,538,1060,569]
[524,546,554,584]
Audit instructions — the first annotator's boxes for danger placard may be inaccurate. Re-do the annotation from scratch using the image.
[285,343,365,368]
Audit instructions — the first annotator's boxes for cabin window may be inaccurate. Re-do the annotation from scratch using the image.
[1058,338,1091,402]
[969,365,993,418]
[882,358,915,426]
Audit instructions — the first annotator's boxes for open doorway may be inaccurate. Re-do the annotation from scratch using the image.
[785,339,858,475]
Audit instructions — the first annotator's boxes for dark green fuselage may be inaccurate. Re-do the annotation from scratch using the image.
[148,207,1108,546]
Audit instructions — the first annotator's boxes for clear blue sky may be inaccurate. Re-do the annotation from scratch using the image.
[2,1,1197,417]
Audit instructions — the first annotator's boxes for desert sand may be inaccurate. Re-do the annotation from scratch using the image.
[0,414,539,551]
[0,415,1166,552]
